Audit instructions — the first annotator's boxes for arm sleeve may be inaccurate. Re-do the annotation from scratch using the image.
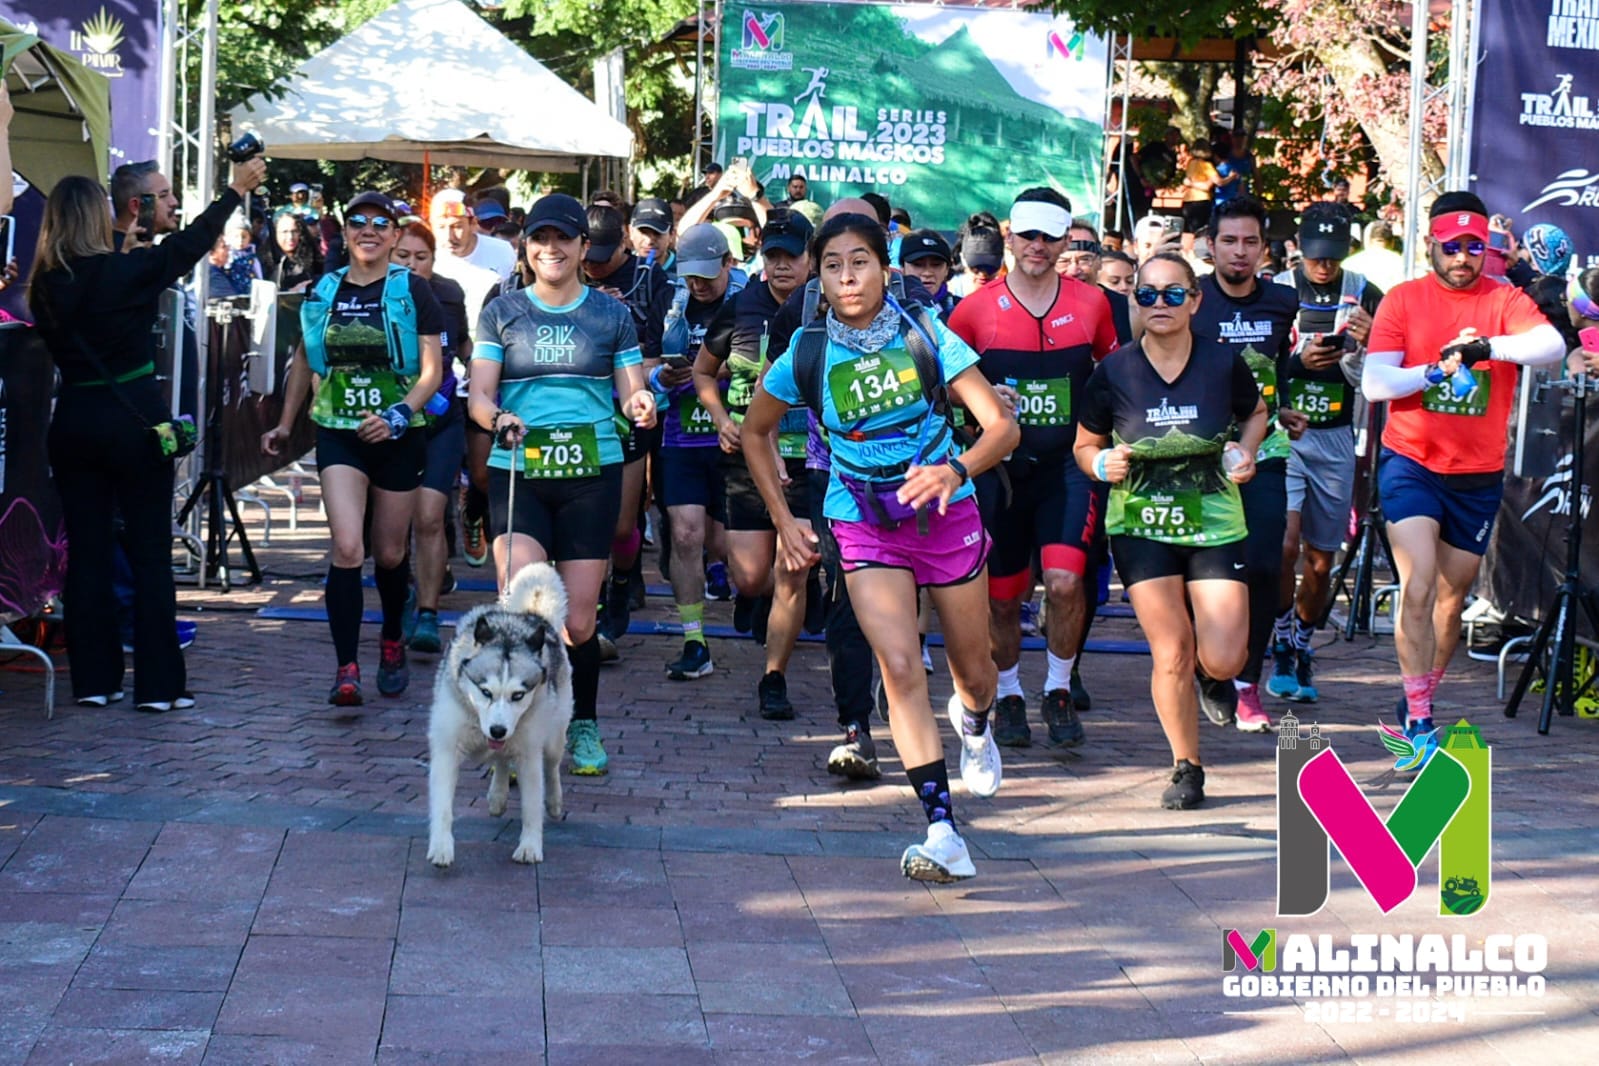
[1231,354,1263,419]
[135,189,244,293]
[1362,349,1430,401]
[702,297,738,363]
[410,271,444,336]
[1489,322,1565,366]
[1077,365,1113,435]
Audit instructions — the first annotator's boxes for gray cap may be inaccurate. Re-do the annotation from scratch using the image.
[676,223,730,279]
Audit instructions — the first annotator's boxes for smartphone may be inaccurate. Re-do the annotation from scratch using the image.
[137,193,156,240]
[664,355,692,370]
[1489,231,1509,251]
[1159,214,1183,236]
[0,214,12,267]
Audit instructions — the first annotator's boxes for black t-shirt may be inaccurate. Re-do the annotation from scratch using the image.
[324,271,444,368]
[703,279,784,418]
[1190,273,1297,461]
[1102,284,1133,345]
[1080,336,1261,544]
[590,254,672,360]
[1281,266,1384,429]
[429,274,469,365]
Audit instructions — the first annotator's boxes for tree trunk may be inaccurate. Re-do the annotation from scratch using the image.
[1145,61,1222,145]
[1317,37,1445,209]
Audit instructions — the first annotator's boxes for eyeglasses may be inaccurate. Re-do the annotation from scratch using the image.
[347,214,395,231]
[1133,285,1197,307]
[1014,230,1065,244]
[1438,239,1485,257]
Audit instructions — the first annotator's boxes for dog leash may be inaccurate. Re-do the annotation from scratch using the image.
[501,440,519,606]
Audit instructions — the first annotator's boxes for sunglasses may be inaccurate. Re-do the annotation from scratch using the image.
[1437,239,1485,257]
[1133,285,1197,307]
[1014,229,1065,243]
[347,214,395,231]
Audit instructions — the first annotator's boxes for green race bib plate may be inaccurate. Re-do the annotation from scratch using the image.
[678,392,719,435]
[522,425,601,479]
[1123,490,1203,540]
[1014,377,1071,427]
[1287,378,1348,426]
[1422,369,1491,417]
[312,367,414,430]
[828,347,919,425]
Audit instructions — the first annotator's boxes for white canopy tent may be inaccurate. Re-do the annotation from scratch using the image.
[228,0,632,170]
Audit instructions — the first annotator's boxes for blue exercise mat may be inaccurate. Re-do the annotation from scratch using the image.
[256,605,1149,654]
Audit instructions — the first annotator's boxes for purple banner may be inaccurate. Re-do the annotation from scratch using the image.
[1472,0,1599,269]
[3,1,162,318]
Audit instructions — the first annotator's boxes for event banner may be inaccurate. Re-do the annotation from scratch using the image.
[716,1,1107,233]
[1471,0,1599,268]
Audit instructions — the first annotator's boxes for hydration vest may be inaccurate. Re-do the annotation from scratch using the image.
[301,264,422,376]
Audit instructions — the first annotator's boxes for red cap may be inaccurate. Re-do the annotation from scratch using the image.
[1430,211,1489,242]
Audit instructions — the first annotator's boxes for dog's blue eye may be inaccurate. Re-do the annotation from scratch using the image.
[510,691,525,702]
[479,686,493,700]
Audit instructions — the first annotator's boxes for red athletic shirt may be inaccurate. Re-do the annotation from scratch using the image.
[946,275,1119,460]
[1367,273,1549,474]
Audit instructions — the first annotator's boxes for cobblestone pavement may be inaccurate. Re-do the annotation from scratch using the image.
[1,492,1596,1064]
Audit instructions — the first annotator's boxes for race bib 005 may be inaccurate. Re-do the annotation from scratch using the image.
[1014,377,1071,427]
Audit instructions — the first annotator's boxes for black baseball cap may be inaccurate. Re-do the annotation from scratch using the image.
[345,190,396,218]
[712,198,759,228]
[760,210,813,257]
[523,193,588,239]
[703,161,724,177]
[1298,202,1351,260]
[963,229,1005,273]
[901,230,952,265]
[631,197,672,234]
[584,205,626,263]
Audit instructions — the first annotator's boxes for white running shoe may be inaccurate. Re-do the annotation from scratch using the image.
[921,644,934,674]
[946,693,1003,798]
[901,820,976,883]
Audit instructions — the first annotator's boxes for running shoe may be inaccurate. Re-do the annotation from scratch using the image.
[901,820,976,883]
[705,561,733,602]
[328,663,363,707]
[1403,716,1439,770]
[75,691,125,708]
[1266,640,1300,699]
[991,694,1031,747]
[732,593,756,634]
[1041,689,1086,747]
[946,694,1002,798]
[1070,664,1092,711]
[874,675,891,724]
[921,642,934,675]
[461,512,488,567]
[1290,648,1319,703]
[758,670,795,720]
[121,621,199,655]
[566,719,609,775]
[1234,684,1274,733]
[666,640,714,681]
[136,692,195,713]
[826,722,881,780]
[1161,759,1206,809]
[597,634,620,663]
[377,638,409,697]
[439,568,457,597]
[410,610,442,654]
[1197,675,1238,727]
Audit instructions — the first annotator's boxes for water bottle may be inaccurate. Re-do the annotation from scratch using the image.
[644,248,656,269]
[1447,364,1478,401]
[1223,442,1249,475]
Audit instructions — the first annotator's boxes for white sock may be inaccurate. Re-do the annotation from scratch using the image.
[1044,652,1074,694]
[997,664,1023,699]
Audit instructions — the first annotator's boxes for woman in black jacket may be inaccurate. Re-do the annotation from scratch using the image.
[28,158,266,711]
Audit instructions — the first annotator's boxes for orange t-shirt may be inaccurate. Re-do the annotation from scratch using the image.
[1367,273,1549,474]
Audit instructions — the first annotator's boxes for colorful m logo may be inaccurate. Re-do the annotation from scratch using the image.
[1222,928,1276,972]
[1277,721,1491,917]
[742,10,784,52]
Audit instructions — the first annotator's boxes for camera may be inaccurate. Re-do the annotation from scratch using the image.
[227,131,265,164]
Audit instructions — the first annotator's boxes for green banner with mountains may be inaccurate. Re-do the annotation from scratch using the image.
[716,2,1108,232]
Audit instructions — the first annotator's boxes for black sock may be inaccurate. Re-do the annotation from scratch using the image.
[464,484,488,523]
[568,635,601,722]
[326,564,363,667]
[906,760,954,827]
[373,563,409,641]
[960,700,991,738]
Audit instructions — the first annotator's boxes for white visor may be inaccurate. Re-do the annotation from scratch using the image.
[1009,201,1072,238]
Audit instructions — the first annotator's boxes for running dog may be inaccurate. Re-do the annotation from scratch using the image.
[427,563,571,867]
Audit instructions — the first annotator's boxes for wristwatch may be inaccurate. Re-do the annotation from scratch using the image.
[946,456,970,484]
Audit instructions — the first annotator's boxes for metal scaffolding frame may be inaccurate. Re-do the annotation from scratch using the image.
[1403,0,1479,268]
[692,0,720,174]
[1105,31,1133,234]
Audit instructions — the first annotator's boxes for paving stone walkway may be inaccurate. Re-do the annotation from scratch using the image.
[1,495,1596,1064]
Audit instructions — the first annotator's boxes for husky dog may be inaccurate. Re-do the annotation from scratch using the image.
[427,563,572,867]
